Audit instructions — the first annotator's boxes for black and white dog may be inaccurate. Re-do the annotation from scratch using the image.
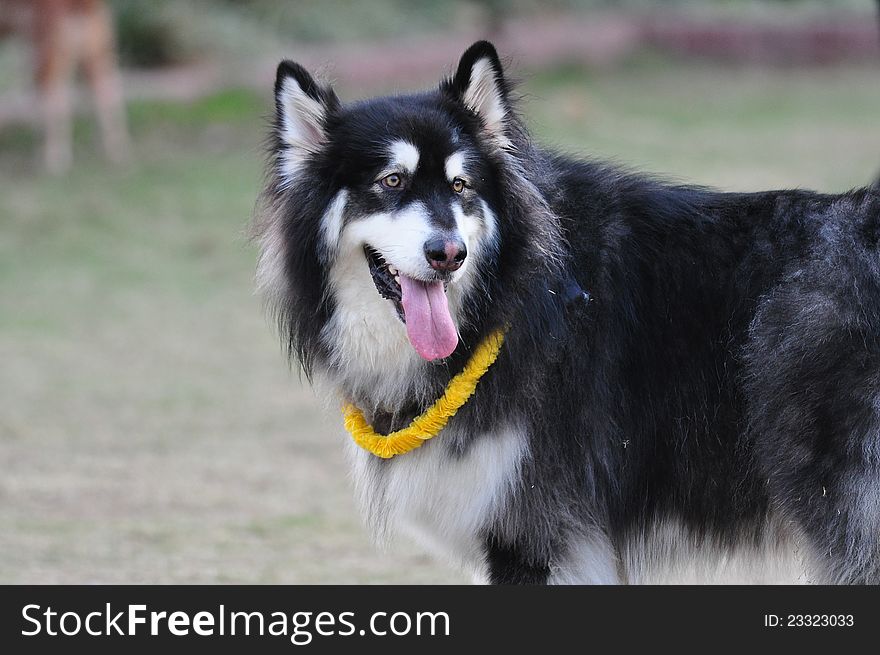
[254,41,880,584]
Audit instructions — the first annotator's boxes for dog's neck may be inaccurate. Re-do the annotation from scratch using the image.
[367,404,422,436]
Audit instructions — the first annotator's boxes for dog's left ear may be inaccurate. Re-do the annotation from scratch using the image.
[444,41,510,141]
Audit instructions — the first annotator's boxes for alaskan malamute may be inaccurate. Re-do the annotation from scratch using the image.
[254,41,880,584]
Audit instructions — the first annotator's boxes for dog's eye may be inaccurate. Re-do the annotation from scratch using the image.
[452,178,466,194]
[380,173,403,189]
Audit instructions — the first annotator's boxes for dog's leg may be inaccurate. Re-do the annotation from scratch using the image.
[484,536,550,585]
[755,409,880,583]
[81,0,129,165]
[796,467,880,585]
[34,1,76,174]
[745,282,880,584]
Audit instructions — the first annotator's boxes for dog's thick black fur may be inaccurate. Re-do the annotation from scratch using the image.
[257,41,880,583]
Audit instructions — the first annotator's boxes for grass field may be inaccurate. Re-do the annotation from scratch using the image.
[1,59,879,583]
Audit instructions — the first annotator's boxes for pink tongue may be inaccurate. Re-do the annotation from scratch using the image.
[398,274,459,361]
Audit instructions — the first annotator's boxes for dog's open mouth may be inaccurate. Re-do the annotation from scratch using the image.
[365,245,405,319]
[364,245,459,361]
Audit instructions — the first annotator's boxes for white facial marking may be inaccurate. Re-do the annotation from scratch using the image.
[479,199,498,242]
[345,202,434,279]
[451,200,497,268]
[321,224,420,407]
[321,187,500,403]
[452,202,486,244]
[388,140,420,175]
[277,77,326,182]
[321,201,445,406]
[463,58,506,137]
[319,139,498,404]
[442,200,497,326]
[319,189,348,259]
[450,205,476,277]
[444,151,466,181]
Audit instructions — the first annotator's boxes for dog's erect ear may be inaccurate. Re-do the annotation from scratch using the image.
[444,41,510,140]
[274,61,338,174]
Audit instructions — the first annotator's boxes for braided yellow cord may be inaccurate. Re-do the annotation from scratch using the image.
[342,329,506,459]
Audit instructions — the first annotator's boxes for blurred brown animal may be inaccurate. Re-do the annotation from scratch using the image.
[0,0,129,173]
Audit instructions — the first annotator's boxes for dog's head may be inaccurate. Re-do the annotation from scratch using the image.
[257,42,561,393]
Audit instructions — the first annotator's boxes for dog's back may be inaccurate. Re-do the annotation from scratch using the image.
[256,41,880,584]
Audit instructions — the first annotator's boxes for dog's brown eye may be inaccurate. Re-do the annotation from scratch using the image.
[381,173,402,189]
[452,178,465,193]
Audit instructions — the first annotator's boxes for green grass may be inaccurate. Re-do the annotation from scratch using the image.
[524,59,880,191]
[1,59,879,583]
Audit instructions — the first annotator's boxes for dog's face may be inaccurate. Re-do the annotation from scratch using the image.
[265,43,510,370]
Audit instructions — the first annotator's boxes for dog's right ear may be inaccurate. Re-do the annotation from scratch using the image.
[274,61,338,172]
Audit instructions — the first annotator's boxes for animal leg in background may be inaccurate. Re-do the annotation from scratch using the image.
[32,0,129,173]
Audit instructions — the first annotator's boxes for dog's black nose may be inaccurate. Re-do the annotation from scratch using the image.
[424,237,467,272]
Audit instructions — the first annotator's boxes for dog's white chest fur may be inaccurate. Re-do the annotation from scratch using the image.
[346,427,526,578]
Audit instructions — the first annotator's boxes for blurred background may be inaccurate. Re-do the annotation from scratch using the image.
[1,0,878,583]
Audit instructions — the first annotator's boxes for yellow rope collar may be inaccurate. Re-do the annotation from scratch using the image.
[343,329,506,459]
